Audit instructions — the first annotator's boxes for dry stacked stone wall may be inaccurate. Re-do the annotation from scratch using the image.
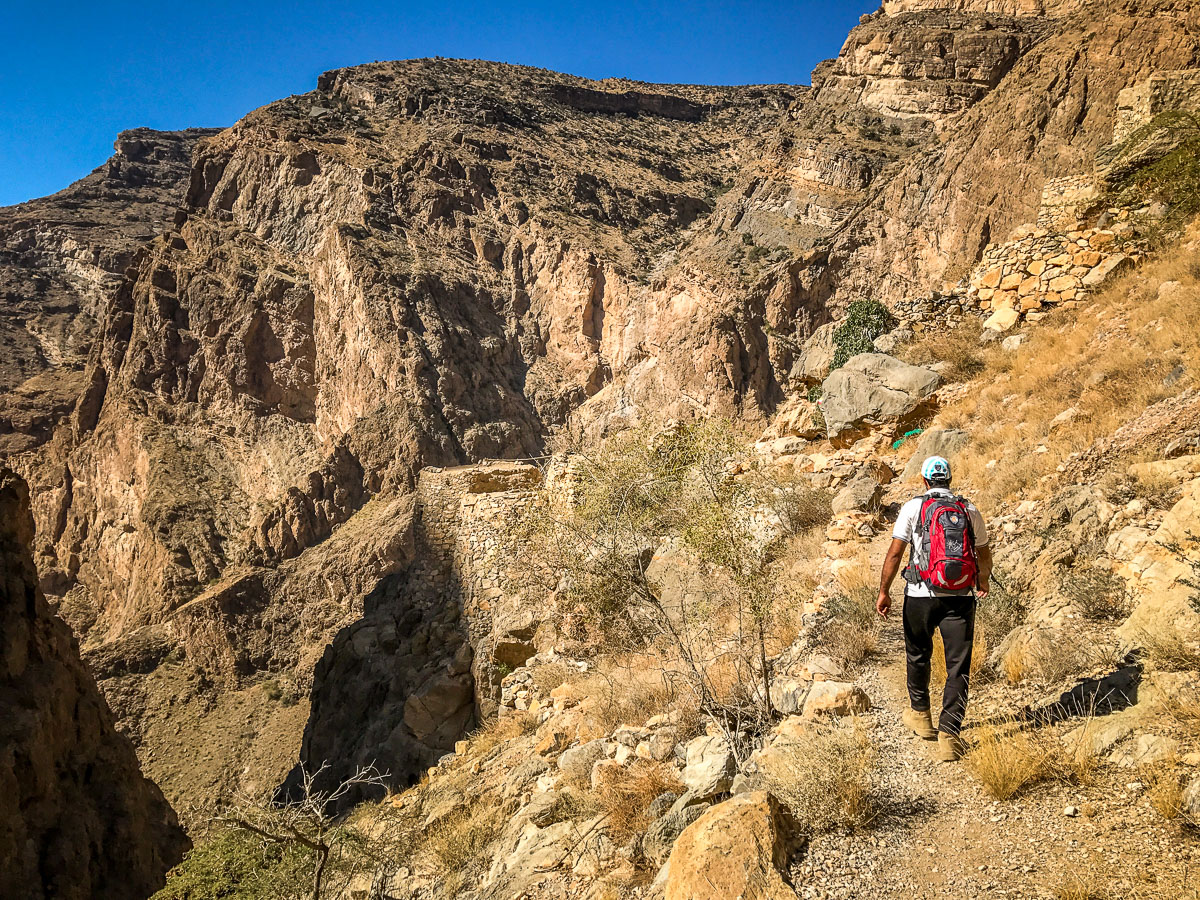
[1114,69,1200,144]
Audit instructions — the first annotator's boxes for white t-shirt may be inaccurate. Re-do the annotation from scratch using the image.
[892,488,989,597]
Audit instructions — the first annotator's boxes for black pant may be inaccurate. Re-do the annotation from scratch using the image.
[903,591,976,736]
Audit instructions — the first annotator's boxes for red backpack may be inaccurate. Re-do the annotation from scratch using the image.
[904,493,979,592]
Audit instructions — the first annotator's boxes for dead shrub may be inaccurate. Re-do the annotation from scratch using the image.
[1060,567,1133,621]
[975,580,1027,647]
[931,627,989,688]
[965,722,1053,800]
[763,719,879,832]
[901,317,989,383]
[824,623,878,668]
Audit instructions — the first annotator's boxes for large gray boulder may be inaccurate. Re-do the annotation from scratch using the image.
[821,354,941,439]
[790,322,837,384]
[900,429,970,483]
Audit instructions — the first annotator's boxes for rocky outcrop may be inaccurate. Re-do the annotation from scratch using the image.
[0,469,187,899]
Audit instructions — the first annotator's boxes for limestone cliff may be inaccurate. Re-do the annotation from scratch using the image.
[0,468,187,899]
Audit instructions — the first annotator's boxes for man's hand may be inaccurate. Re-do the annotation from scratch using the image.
[876,590,891,618]
[976,578,990,600]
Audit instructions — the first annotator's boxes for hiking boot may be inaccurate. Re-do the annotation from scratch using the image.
[902,708,937,740]
[937,733,966,762]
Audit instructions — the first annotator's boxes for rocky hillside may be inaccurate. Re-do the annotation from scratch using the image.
[0,0,1198,891]
[0,468,188,899]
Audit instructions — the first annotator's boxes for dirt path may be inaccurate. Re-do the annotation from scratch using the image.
[788,615,1199,900]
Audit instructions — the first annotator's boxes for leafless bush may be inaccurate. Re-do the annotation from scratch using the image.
[1059,567,1133,621]
[210,764,391,900]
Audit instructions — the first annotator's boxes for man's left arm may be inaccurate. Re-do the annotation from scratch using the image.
[971,505,992,598]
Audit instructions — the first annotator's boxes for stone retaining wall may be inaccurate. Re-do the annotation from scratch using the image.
[1114,70,1200,144]
[1038,174,1097,230]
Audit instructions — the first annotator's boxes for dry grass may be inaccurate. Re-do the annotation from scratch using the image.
[1142,758,1187,821]
[825,623,879,668]
[467,710,541,757]
[588,760,683,845]
[965,722,1053,800]
[418,799,507,892]
[1053,870,1116,900]
[1138,628,1200,672]
[901,316,989,383]
[931,247,1200,508]
[571,655,701,737]
[1059,567,1134,622]
[763,719,879,832]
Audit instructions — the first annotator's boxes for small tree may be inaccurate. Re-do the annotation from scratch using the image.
[210,764,390,900]
[514,421,831,755]
[831,299,897,369]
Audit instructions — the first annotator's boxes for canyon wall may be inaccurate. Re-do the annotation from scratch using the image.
[0,469,187,899]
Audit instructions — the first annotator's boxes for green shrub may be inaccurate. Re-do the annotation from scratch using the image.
[152,828,313,900]
[831,300,897,370]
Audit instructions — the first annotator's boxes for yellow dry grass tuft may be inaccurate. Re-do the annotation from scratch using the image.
[965,722,1053,800]
[418,799,507,893]
[1052,870,1115,900]
[466,709,540,757]
[1142,758,1187,821]
[588,760,683,845]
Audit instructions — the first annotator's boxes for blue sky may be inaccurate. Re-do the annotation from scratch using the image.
[0,1,875,206]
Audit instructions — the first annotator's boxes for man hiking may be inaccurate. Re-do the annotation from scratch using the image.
[877,456,992,761]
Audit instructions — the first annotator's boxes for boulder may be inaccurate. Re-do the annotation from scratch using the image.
[558,740,608,779]
[681,735,736,797]
[983,305,1020,332]
[832,474,882,514]
[663,792,798,900]
[1109,734,1179,768]
[643,803,707,866]
[820,354,942,439]
[900,428,969,483]
[767,397,825,441]
[802,681,871,718]
[768,677,811,716]
[791,322,836,384]
[402,672,474,744]
[1184,777,1200,821]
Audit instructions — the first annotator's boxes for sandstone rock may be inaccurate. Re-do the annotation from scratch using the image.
[663,792,797,900]
[820,354,941,438]
[769,677,811,716]
[802,681,871,718]
[900,428,969,483]
[1158,280,1185,302]
[1001,334,1026,351]
[791,322,837,384]
[1109,734,1179,768]
[1183,777,1200,821]
[1082,254,1132,287]
[681,735,736,797]
[983,305,1020,332]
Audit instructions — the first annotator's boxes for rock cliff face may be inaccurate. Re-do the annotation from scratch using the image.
[0,0,1196,814]
[0,469,187,899]
[0,128,218,451]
